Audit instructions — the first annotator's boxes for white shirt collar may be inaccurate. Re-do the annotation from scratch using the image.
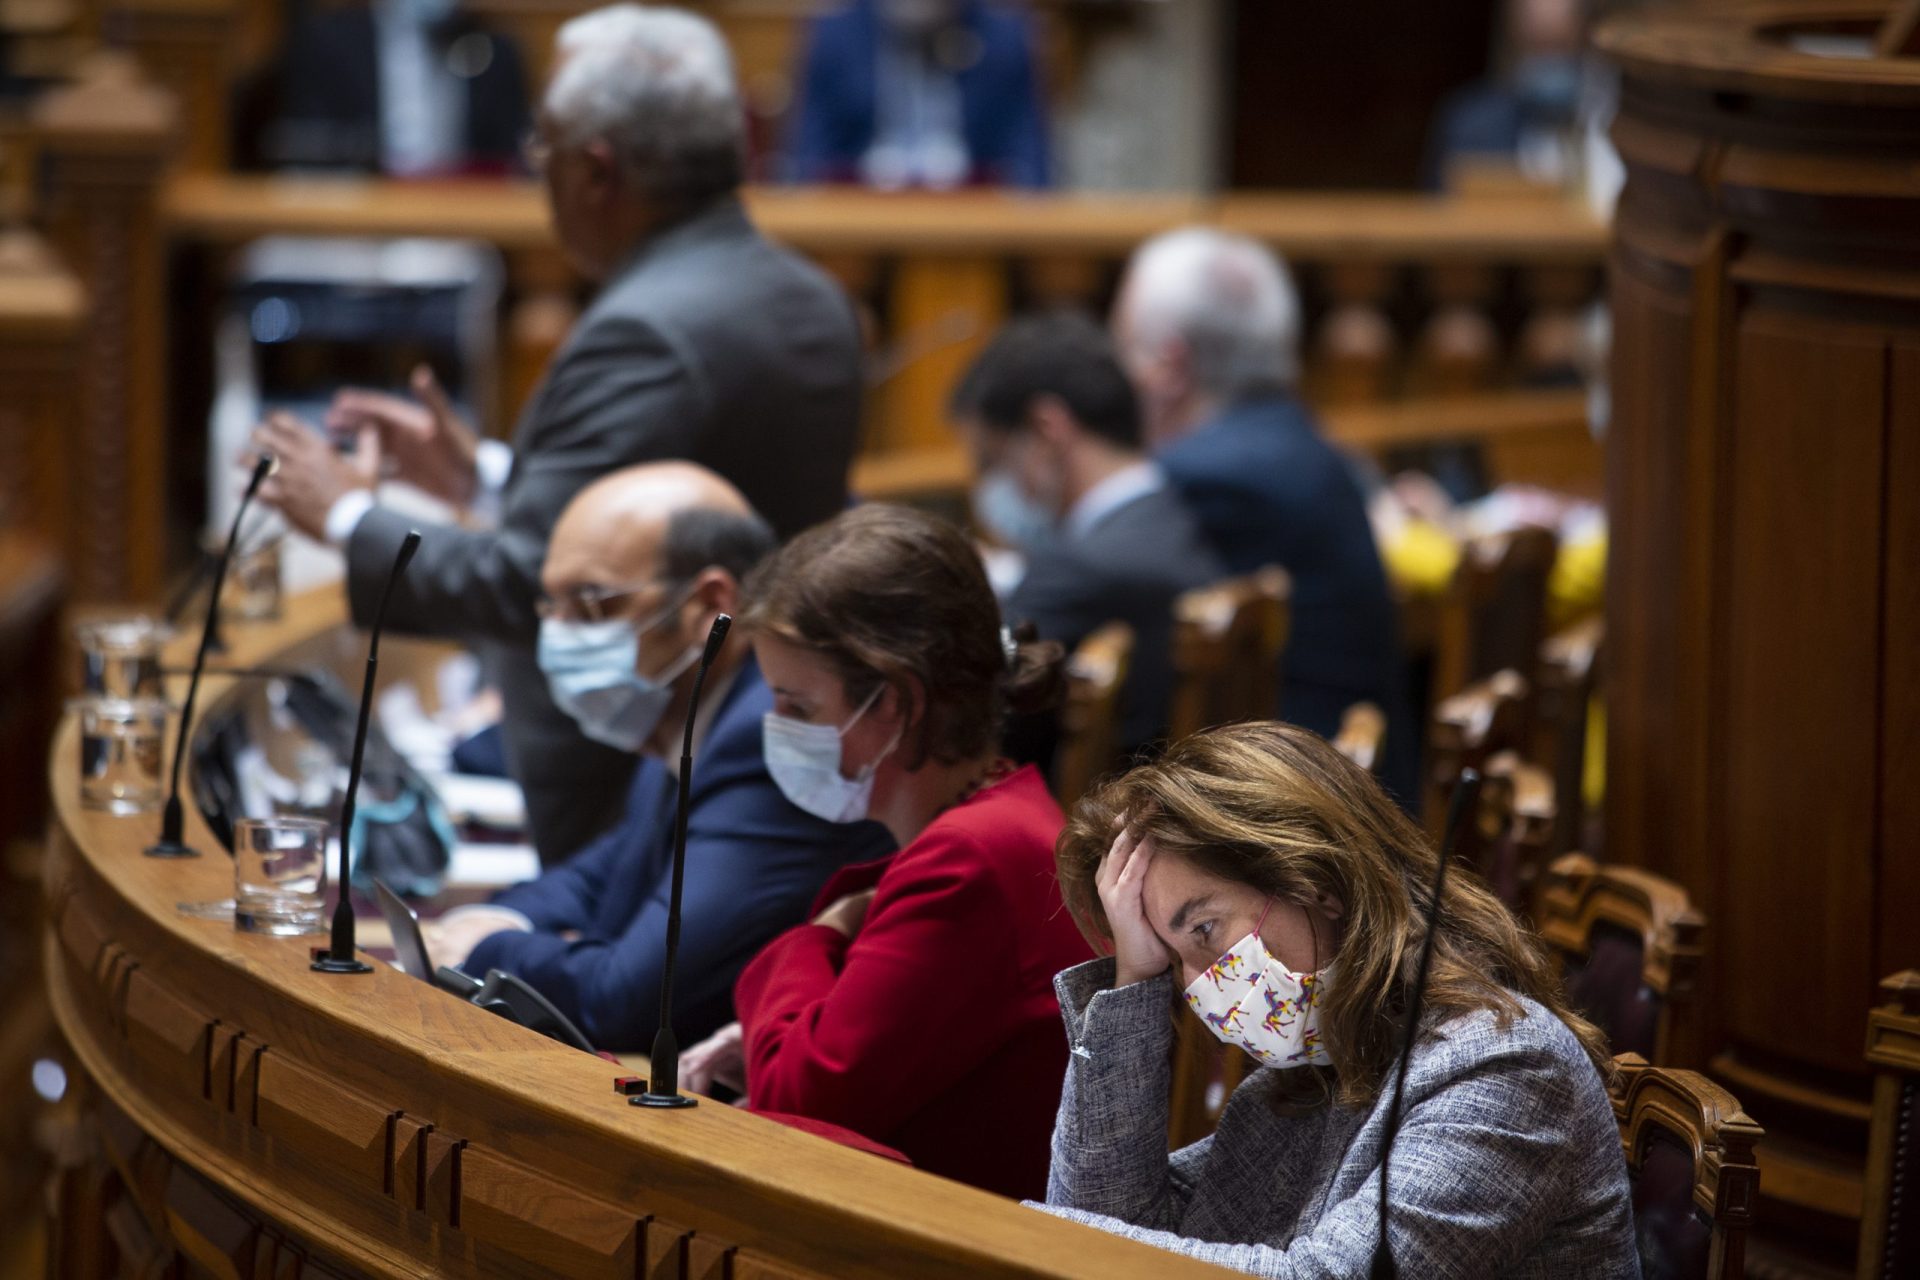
[1063,461,1164,540]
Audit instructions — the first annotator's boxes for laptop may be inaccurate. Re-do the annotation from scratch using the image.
[373,878,483,996]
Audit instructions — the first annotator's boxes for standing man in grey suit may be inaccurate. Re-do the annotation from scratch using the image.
[952,313,1223,761]
[250,5,867,862]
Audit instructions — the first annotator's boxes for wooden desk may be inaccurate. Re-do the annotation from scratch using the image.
[40,590,1227,1279]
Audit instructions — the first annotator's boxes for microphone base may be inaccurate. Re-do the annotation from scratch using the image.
[310,954,373,975]
[631,1092,697,1109]
[144,838,200,859]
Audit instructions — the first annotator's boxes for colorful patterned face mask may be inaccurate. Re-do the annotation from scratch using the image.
[1182,898,1334,1068]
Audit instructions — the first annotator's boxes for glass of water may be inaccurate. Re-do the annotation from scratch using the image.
[76,616,171,699]
[232,816,329,936]
[73,697,168,814]
[224,533,283,622]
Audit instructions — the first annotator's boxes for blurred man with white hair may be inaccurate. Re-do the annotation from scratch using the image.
[254,4,867,860]
[1112,227,1416,804]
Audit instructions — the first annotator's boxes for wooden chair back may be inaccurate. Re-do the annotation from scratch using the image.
[1537,853,1706,1065]
[1166,567,1290,743]
[1425,667,1530,835]
[1051,622,1133,812]
[1333,702,1387,775]
[1431,525,1559,718]
[1859,970,1920,1280]
[1610,1053,1762,1280]
[1458,749,1556,913]
[1532,615,1603,859]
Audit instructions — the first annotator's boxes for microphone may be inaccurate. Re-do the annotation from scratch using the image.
[634,612,732,1109]
[147,453,276,858]
[313,530,422,974]
[1370,766,1483,1280]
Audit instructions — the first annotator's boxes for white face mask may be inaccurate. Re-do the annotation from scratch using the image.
[1183,898,1334,1068]
[971,469,1058,553]
[762,684,901,824]
[537,588,698,753]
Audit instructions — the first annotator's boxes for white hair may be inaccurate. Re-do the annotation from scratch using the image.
[545,4,744,202]
[1122,227,1302,396]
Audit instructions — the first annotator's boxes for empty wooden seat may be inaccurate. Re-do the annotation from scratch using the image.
[1333,701,1386,774]
[1426,666,1529,835]
[1611,1053,1763,1280]
[1051,622,1133,811]
[1460,749,1556,913]
[1430,524,1560,722]
[1166,567,1290,743]
[1537,853,1705,1065]
[1533,615,1603,859]
[1858,970,1920,1280]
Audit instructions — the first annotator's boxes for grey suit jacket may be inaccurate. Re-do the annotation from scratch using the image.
[347,196,865,861]
[1037,959,1640,1278]
[1004,482,1222,753]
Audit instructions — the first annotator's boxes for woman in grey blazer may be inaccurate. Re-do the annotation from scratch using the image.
[1037,723,1640,1278]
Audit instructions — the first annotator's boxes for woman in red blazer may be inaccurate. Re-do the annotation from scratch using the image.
[681,504,1092,1199]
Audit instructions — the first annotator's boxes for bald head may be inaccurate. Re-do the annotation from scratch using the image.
[544,462,760,600]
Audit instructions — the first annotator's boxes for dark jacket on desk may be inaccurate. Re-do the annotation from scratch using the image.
[464,658,895,1051]
[1157,395,1416,803]
[1004,477,1224,756]
[787,0,1050,187]
[346,196,867,861]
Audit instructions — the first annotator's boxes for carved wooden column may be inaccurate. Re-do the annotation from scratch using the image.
[1409,263,1499,397]
[101,0,238,172]
[1598,5,1920,1274]
[0,231,86,552]
[32,53,177,604]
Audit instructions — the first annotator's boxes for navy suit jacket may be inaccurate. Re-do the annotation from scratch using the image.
[787,0,1050,187]
[1157,396,1418,804]
[464,659,895,1050]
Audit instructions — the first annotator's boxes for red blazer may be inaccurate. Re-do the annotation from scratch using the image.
[733,765,1091,1199]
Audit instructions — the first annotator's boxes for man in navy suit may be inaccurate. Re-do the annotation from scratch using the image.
[426,463,894,1049]
[1112,228,1418,805]
[786,0,1050,188]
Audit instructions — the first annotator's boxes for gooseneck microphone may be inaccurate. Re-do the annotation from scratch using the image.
[147,453,276,858]
[313,530,422,975]
[1370,767,1483,1280]
[635,612,732,1109]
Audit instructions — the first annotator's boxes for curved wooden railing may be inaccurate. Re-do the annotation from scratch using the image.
[41,589,1228,1279]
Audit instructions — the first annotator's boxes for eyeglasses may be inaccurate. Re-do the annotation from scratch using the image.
[535,577,683,625]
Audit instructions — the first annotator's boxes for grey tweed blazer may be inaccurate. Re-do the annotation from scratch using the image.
[1034,959,1640,1279]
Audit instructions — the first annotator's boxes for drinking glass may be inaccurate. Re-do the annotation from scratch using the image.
[225,534,283,622]
[73,697,168,814]
[76,616,170,699]
[232,816,329,936]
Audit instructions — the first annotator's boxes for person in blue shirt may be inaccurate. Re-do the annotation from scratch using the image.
[786,0,1051,189]
[425,462,894,1049]
[1111,228,1418,807]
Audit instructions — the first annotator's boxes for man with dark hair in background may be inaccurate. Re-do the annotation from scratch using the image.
[953,312,1222,762]
[249,5,868,862]
[422,463,893,1051]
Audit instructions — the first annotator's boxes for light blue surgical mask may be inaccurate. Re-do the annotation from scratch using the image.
[538,589,699,752]
[972,469,1058,553]
[762,684,901,824]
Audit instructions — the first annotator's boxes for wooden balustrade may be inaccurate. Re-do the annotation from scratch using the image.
[153,176,1605,472]
[31,51,176,604]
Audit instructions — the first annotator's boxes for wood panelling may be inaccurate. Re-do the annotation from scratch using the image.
[1597,6,1920,1273]
[1721,315,1883,1075]
[123,967,213,1102]
[254,1052,392,1189]
[458,1145,641,1277]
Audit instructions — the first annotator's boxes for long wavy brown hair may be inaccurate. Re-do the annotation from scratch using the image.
[1056,721,1612,1107]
